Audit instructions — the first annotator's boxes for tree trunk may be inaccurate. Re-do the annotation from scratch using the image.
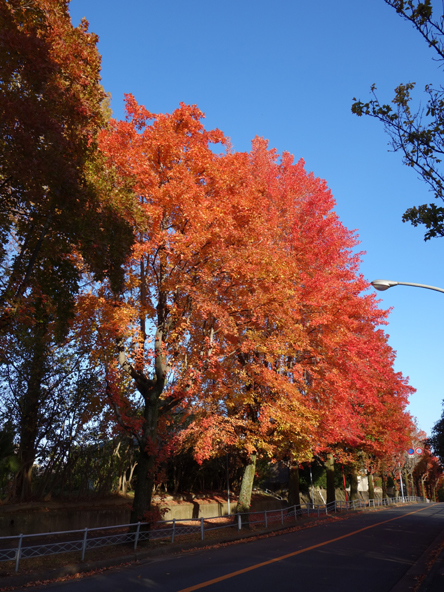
[350,468,359,501]
[325,453,335,505]
[382,474,388,499]
[15,320,48,501]
[368,472,375,501]
[415,477,421,497]
[392,472,399,498]
[288,464,300,507]
[403,471,409,497]
[130,394,160,524]
[236,453,257,526]
[131,446,156,523]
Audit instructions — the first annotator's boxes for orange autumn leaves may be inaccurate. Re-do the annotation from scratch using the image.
[92,96,414,472]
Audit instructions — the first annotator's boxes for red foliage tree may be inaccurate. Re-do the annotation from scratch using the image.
[179,138,415,511]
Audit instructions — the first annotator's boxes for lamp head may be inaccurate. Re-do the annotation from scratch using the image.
[371,279,399,292]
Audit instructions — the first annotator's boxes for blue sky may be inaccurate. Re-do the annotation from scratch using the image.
[69,0,444,438]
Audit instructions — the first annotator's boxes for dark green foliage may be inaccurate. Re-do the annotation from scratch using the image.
[298,459,344,491]
[165,449,245,496]
[0,0,134,335]
[0,422,19,499]
[429,402,444,464]
[0,305,105,500]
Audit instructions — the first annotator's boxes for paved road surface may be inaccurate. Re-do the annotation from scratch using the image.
[37,504,444,592]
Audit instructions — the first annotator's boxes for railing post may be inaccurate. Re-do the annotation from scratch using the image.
[265,510,268,528]
[200,517,204,540]
[307,503,310,517]
[294,505,297,521]
[237,513,242,530]
[81,528,88,561]
[281,508,284,525]
[134,522,141,549]
[15,534,23,573]
[171,519,175,544]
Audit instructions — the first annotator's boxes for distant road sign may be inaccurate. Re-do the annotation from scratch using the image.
[408,448,415,455]
[415,447,423,455]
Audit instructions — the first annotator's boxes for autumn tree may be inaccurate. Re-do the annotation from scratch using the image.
[0,0,133,329]
[178,138,414,514]
[315,327,414,504]
[0,288,104,500]
[352,1,444,240]
[91,98,300,522]
[0,0,135,502]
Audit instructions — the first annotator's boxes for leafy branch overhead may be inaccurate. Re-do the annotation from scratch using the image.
[352,1,444,240]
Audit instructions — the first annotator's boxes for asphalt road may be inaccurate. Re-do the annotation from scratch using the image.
[39,504,444,592]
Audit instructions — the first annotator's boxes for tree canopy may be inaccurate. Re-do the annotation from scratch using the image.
[0,0,430,513]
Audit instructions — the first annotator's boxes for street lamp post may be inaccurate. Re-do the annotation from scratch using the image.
[371,279,444,294]
[399,464,405,503]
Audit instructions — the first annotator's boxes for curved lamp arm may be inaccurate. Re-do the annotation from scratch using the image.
[371,279,444,294]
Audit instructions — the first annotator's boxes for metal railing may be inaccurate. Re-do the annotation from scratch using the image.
[0,495,429,572]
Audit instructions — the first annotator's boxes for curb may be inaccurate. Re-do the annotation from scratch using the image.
[417,529,444,592]
[389,526,444,592]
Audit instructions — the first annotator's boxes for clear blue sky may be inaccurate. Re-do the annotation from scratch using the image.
[69,0,444,438]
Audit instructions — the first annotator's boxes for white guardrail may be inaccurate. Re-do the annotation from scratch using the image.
[0,496,429,572]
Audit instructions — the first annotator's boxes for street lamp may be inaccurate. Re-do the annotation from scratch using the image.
[371,279,444,294]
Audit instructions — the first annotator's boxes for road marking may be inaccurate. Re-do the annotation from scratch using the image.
[178,506,431,591]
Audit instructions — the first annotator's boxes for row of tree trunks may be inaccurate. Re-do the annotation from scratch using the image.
[168,453,414,531]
